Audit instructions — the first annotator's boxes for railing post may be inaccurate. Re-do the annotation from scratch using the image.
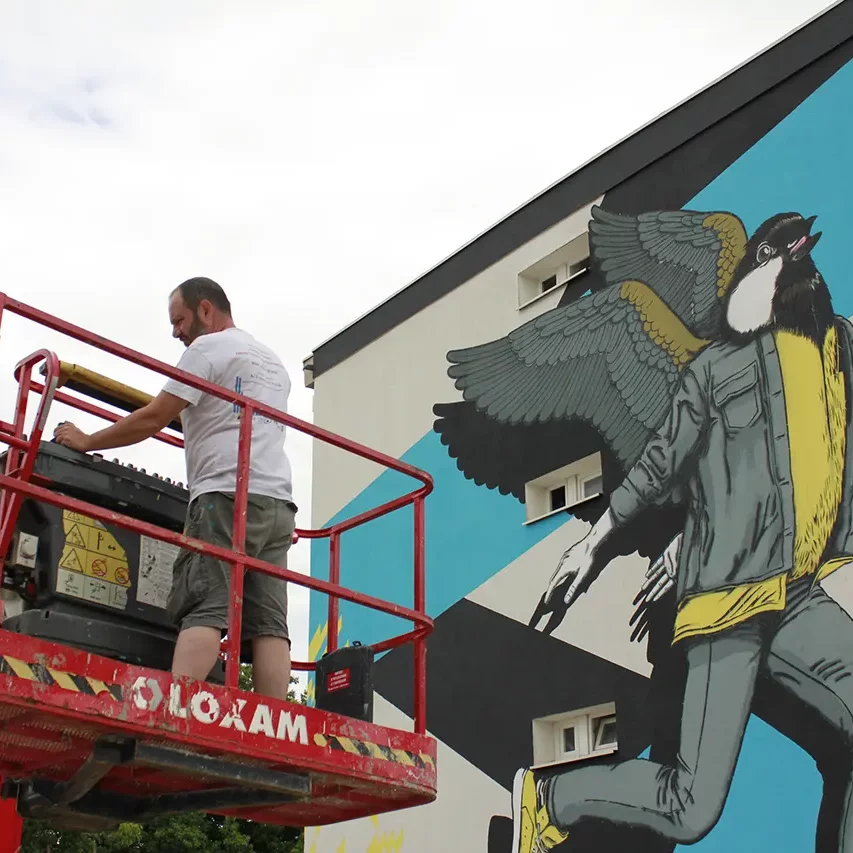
[0,784,22,853]
[225,403,253,690]
[327,532,341,654]
[0,352,59,566]
[413,496,427,734]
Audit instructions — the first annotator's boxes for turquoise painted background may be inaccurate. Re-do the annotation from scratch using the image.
[309,55,853,851]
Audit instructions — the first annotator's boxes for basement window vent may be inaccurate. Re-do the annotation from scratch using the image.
[524,453,603,524]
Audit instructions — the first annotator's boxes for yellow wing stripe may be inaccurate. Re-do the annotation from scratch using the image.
[621,280,710,369]
[703,212,748,297]
[312,731,434,769]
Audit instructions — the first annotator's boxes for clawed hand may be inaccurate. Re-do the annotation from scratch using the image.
[545,536,595,608]
[529,536,597,633]
[629,532,681,643]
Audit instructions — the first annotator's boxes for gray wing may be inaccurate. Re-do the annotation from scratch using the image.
[446,280,709,471]
[589,206,748,338]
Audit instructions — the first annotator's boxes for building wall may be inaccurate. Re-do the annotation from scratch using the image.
[308,43,853,853]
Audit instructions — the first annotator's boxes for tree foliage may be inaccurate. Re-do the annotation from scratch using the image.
[22,813,304,853]
[21,670,306,853]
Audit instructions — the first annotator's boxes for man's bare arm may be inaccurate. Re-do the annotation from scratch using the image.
[54,391,188,453]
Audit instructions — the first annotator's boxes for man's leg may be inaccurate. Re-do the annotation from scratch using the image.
[766,581,853,853]
[172,626,221,680]
[251,637,292,700]
[515,619,764,849]
[243,497,296,699]
[167,495,237,681]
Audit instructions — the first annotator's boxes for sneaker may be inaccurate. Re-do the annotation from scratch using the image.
[511,768,569,852]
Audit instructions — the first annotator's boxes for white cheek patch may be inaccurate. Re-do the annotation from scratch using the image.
[726,257,783,334]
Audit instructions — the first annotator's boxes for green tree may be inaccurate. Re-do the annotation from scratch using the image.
[21,673,306,853]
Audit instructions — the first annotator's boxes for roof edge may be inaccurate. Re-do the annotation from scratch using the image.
[308,0,849,378]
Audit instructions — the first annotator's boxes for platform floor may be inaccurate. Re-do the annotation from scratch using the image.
[0,629,436,828]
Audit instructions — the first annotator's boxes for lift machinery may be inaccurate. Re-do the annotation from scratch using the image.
[0,292,435,838]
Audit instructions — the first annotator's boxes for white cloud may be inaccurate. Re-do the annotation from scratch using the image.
[0,0,835,675]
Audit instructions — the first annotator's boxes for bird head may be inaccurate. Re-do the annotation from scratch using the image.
[724,213,826,338]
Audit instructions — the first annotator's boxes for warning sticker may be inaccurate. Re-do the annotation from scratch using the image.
[137,535,180,610]
[57,510,131,611]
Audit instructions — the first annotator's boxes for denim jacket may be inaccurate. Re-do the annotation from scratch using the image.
[609,317,853,602]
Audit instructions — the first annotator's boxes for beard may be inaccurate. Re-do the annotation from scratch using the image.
[181,312,208,346]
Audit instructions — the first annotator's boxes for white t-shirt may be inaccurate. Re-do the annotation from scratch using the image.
[162,327,294,505]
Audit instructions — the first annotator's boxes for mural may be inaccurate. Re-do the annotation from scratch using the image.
[437,205,853,852]
[307,27,853,853]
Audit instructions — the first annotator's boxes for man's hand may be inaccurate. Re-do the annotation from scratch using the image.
[53,422,91,453]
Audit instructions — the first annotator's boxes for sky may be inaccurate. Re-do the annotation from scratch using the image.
[0,0,837,672]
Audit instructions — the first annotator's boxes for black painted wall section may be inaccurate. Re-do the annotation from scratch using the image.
[374,599,654,788]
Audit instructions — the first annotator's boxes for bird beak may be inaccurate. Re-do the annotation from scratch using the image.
[788,215,822,261]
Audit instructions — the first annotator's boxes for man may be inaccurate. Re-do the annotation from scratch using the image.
[54,277,297,699]
[510,214,853,851]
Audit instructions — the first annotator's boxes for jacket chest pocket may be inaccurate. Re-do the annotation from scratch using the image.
[713,362,762,430]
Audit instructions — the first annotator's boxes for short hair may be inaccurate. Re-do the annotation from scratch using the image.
[173,277,232,315]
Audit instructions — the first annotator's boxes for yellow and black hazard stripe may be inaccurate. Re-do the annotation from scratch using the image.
[313,732,434,770]
[0,655,123,701]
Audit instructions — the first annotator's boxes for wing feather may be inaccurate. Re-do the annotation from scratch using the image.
[445,280,709,471]
[589,205,748,338]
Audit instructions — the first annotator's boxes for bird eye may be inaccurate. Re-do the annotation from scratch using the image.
[756,243,773,263]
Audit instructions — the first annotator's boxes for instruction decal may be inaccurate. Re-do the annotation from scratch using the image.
[138,535,180,610]
[57,510,130,611]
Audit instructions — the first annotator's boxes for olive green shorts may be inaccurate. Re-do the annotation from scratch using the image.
[166,492,297,648]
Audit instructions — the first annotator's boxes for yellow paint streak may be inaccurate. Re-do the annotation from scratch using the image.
[620,281,709,369]
[305,827,321,853]
[703,212,748,297]
[366,815,405,853]
[308,622,328,662]
[307,615,344,704]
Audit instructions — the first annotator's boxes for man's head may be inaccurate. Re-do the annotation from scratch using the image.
[169,277,234,346]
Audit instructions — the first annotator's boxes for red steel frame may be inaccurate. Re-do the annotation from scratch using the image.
[0,292,434,732]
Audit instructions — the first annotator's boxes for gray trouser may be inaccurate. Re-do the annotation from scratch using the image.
[547,579,853,848]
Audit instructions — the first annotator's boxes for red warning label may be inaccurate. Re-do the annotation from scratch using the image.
[326,668,351,693]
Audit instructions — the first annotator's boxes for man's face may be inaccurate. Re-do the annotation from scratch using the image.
[168,292,210,347]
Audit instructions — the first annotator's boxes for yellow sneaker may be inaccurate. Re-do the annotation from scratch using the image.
[511,768,569,852]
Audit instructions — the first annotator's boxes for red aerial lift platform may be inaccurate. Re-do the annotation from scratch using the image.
[0,292,436,832]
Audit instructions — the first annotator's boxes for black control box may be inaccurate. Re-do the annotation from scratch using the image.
[314,642,375,722]
[1,441,190,671]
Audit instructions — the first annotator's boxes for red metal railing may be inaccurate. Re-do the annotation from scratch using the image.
[0,293,433,733]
